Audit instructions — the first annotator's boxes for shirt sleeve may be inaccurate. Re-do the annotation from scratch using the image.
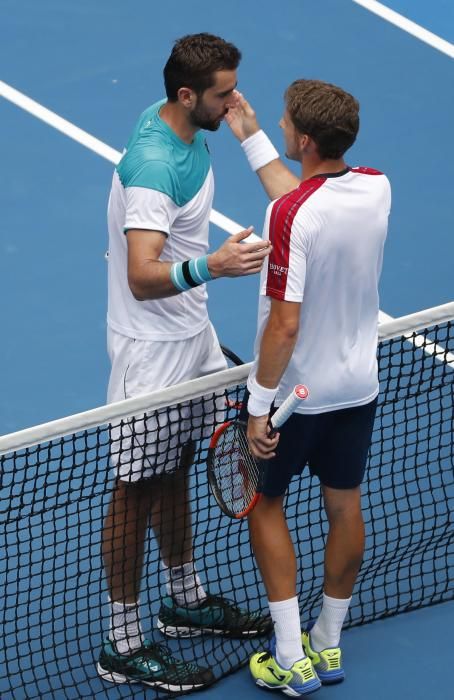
[124,187,179,235]
[261,200,310,303]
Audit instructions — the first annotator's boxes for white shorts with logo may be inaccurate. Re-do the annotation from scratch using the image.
[107,322,228,482]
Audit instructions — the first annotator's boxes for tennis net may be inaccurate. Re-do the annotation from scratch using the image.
[1,302,453,699]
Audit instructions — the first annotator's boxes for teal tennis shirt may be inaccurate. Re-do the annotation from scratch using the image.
[107,99,214,341]
[116,99,211,208]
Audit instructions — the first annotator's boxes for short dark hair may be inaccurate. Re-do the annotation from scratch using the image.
[163,33,241,101]
[285,79,360,159]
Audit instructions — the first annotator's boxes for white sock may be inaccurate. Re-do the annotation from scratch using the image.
[269,597,305,669]
[108,599,143,655]
[310,593,351,651]
[163,561,208,609]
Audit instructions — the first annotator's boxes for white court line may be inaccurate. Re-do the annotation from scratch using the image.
[0,79,260,242]
[2,78,454,371]
[352,0,454,58]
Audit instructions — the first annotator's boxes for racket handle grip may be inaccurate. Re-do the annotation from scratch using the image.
[270,385,309,429]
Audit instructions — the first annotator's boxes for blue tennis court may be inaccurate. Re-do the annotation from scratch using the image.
[1,2,453,699]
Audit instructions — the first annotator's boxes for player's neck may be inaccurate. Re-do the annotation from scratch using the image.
[160,102,197,144]
[301,155,347,181]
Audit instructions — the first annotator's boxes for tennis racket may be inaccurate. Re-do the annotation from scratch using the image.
[207,384,309,519]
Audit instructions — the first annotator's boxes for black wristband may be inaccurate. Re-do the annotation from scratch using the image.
[181,260,199,288]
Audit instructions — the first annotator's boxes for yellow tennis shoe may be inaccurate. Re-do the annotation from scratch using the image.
[249,649,321,696]
[301,622,344,684]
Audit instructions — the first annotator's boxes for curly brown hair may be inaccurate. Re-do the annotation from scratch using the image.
[285,79,360,159]
[163,33,241,101]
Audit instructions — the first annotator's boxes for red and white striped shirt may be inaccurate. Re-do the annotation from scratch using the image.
[249,166,391,414]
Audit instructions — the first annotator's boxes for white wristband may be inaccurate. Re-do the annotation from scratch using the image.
[247,375,278,416]
[241,130,279,172]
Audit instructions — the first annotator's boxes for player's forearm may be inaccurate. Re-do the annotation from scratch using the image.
[241,130,300,200]
[128,260,180,300]
[256,160,301,200]
[128,232,270,301]
[256,317,298,389]
[129,252,217,300]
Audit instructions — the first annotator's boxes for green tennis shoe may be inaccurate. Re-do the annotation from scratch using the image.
[249,649,321,696]
[97,637,214,692]
[301,622,345,684]
[157,594,272,638]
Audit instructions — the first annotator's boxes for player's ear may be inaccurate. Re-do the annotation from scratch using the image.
[300,133,316,154]
[177,86,195,108]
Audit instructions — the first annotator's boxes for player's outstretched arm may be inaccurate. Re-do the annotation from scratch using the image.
[226,92,300,200]
[126,227,271,301]
[208,227,271,278]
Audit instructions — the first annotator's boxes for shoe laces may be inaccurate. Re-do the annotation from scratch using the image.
[143,641,201,674]
[203,595,264,623]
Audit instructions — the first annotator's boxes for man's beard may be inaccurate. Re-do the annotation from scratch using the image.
[189,101,225,131]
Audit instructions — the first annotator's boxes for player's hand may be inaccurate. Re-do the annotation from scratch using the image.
[247,415,279,460]
[225,91,260,142]
[208,228,271,278]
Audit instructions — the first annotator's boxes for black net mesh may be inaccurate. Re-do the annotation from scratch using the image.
[1,320,453,699]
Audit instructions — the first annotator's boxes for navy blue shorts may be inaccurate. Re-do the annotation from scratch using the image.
[240,394,378,497]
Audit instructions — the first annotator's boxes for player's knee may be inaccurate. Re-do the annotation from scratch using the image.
[322,485,362,522]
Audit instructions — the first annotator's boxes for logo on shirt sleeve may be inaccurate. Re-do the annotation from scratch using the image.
[269,262,289,276]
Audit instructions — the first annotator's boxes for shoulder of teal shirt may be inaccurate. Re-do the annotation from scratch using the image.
[116,99,211,207]
[121,99,166,152]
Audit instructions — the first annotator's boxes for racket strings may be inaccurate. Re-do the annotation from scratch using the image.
[213,423,259,514]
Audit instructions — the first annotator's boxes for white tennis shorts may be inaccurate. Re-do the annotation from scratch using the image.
[107,323,228,481]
